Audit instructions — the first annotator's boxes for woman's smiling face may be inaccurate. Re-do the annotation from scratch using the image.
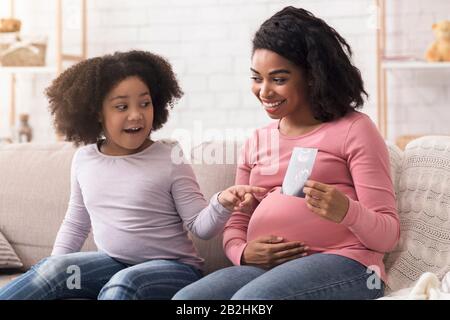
[251,49,310,120]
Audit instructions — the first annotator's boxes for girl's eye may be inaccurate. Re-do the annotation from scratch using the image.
[116,104,127,111]
[141,101,152,108]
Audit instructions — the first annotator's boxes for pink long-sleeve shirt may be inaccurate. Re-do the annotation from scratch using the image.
[223,111,399,282]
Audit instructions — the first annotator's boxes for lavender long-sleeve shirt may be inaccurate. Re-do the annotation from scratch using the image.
[52,141,231,270]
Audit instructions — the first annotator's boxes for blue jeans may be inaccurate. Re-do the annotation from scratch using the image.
[0,252,202,300]
[173,253,384,300]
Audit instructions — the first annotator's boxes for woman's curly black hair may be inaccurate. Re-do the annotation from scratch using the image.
[253,6,368,121]
[46,50,183,145]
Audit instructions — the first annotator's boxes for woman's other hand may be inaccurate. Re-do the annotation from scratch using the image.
[303,180,349,223]
[241,235,308,269]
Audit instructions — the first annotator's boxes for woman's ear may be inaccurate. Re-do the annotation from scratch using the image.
[304,70,313,87]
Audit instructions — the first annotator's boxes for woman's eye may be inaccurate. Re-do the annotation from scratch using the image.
[251,76,262,83]
[273,78,286,84]
[141,101,152,108]
[116,104,127,111]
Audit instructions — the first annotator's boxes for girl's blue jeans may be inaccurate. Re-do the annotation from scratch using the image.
[0,251,202,300]
[173,253,385,300]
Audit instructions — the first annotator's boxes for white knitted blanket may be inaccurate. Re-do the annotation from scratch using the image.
[383,137,450,293]
[380,272,450,300]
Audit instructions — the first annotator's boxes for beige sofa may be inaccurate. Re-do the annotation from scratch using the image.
[1,136,450,297]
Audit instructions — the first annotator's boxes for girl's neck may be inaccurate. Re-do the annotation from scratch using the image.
[99,138,154,156]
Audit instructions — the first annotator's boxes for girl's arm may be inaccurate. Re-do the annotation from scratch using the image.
[171,146,263,240]
[51,150,91,255]
[170,160,232,240]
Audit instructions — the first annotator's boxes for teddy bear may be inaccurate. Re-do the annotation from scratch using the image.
[0,18,21,33]
[425,20,450,62]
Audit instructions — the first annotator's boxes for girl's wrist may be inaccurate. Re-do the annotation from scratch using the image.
[217,192,223,205]
[216,192,230,210]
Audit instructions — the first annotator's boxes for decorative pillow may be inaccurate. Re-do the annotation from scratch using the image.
[384,136,450,293]
[0,231,23,269]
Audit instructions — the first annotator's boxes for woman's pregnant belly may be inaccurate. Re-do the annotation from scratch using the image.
[247,189,358,252]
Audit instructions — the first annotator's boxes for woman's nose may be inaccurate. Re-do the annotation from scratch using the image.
[260,83,274,99]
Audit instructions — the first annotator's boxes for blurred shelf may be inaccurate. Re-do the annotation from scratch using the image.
[376,0,450,140]
[0,66,57,74]
[2,0,87,142]
[382,60,450,70]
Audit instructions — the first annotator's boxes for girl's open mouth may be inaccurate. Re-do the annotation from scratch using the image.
[123,127,143,134]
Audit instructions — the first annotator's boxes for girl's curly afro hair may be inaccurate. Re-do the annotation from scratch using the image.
[252,6,368,122]
[46,50,183,145]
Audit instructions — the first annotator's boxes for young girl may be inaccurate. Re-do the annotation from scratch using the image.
[0,50,264,300]
[174,7,399,300]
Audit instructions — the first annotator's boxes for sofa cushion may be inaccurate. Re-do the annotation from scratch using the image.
[0,231,23,269]
[384,136,450,293]
[189,141,242,274]
[0,142,96,269]
[0,273,23,289]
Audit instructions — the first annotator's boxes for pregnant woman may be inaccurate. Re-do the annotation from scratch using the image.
[173,6,399,300]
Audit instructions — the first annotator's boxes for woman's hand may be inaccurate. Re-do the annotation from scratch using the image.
[218,185,266,214]
[241,235,308,269]
[303,180,349,223]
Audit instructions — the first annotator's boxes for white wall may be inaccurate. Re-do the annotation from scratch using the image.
[0,0,449,144]
[385,0,450,141]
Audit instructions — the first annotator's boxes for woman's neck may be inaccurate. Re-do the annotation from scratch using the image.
[279,110,322,137]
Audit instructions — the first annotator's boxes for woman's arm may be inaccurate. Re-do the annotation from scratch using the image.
[52,150,91,255]
[340,116,400,252]
[303,116,399,253]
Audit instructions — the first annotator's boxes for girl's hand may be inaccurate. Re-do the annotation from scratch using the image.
[303,180,349,223]
[241,235,308,269]
[218,185,266,214]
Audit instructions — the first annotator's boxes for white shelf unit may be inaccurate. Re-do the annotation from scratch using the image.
[0,67,58,74]
[382,61,450,70]
[375,0,450,143]
[1,0,87,140]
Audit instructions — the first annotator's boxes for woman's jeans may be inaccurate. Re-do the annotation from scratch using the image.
[173,253,385,300]
[0,251,202,300]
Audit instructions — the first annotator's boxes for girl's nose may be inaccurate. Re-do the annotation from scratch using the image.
[128,108,143,121]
